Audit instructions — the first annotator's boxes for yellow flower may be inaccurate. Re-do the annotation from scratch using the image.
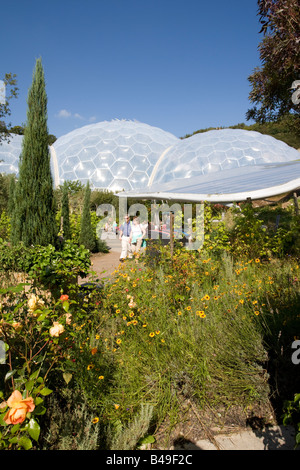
[186,306,191,311]
[98,376,104,380]
[114,404,120,409]
[204,294,210,301]
[149,332,155,338]
[155,330,160,335]
[87,364,94,370]
[196,310,205,316]
[116,309,120,313]
[255,258,260,263]
[178,311,182,316]
[95,334,100,339]
[116,338,122,345]
[92,417,99,424]
[254,311,260,315]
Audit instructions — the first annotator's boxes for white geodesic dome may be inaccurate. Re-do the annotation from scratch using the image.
[1,123,300,200]
[51,120,178,191]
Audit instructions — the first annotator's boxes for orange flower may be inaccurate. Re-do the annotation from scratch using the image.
[60,294,69,302]
[3,390,35,425]
[91,348,98,355]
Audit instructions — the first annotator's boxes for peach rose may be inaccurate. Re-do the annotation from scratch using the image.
[27,294,44,316]
[3,390,35,425]
[49,321,65,337]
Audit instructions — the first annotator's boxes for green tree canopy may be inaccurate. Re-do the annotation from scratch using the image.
[247,0,300,123]
[0,73,18,143]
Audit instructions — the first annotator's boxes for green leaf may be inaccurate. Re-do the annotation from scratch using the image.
[4,370,16,382]
[28,418,40,442]
[39,387,52,396]
[34,405,46,416]
[34,397,43,406]
[139,434,156,445]
[11,424,20,435]
[63,372,73,384]
[19,436,33,450]
[62,301,69,312]
[25,380,35,392]
[29,370,39,381]
[36,311,49,322]
[294,393,300,403]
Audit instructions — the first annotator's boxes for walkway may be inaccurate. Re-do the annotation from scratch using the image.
[79,236,122,284]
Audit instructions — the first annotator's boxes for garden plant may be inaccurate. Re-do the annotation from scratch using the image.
[0,199,299,450]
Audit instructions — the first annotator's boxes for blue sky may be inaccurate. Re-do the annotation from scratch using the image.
[2,0,261,139]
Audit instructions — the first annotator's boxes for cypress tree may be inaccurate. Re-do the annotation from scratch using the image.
[61,181,71,240]
[11,58,57,246]
[79,181,96,252]
[7,175,15,217]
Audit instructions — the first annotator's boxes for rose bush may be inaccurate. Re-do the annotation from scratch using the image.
[0,283,81,449]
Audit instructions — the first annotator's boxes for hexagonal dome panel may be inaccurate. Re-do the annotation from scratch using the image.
[151,129,300,186]
[0,134,23,176]
[1,125,300,202]
[52,120,178,191]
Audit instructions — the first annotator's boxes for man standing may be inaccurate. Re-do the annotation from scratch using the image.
[119,214,133,261]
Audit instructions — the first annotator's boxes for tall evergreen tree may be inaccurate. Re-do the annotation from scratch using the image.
[61,181,71,240]
[7,175,16,216]
[11,58,57,246]
[79,181,96,252]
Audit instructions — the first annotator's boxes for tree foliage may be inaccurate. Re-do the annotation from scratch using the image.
[0,73,18,143]
[79,181,97,252]
[247,0,300,123]
[61,181,71,240]
[11,58,57,247]
[182,113,300,149]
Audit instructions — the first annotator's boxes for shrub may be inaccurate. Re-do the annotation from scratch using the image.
[0,239,91,298]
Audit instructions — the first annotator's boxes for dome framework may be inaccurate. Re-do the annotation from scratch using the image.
[0,121,299,202]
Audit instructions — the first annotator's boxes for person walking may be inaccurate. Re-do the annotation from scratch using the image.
[119,214,133,261]
[129,216,146,255]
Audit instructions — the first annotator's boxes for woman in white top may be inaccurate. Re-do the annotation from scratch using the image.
[129,216,146,254]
